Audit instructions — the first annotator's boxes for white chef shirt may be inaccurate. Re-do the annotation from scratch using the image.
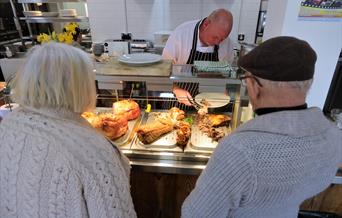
[162,19,234,65]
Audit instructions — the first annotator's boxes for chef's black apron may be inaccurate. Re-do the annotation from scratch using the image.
[169,19,219,111]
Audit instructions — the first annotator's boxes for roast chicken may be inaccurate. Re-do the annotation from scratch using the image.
[100,113,128,140]
[113,100,140,120]
[82,112,128,140]
[207,114,231,127]
[174,121,191,147]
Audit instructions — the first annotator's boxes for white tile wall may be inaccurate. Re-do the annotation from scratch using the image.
[87,0,261,45]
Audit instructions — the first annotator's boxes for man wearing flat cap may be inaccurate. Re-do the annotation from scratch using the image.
[182,36,342,218]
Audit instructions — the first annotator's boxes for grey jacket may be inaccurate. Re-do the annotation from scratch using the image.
[182,107,342,218]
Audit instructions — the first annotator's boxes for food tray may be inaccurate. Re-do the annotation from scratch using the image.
[95,107,141,147]
[137,112,178,149]
[189,117,231,151]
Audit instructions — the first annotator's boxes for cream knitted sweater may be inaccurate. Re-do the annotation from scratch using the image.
[182,108,342,218]
[0,107,136,218]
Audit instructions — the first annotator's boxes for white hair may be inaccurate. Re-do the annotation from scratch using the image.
[11,42,96,113]
[257,76,313,94]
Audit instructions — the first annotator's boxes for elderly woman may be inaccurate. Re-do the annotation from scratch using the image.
[0,42,136,218]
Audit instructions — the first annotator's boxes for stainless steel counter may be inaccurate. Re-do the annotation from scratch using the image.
[123,149,208,175]
[122,148,342,184]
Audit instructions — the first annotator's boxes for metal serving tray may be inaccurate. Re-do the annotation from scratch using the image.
[189,114,232,151]
[190,125,231,151]
[137,112,178,149]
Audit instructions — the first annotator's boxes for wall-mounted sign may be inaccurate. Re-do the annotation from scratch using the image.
[299,0,342,19]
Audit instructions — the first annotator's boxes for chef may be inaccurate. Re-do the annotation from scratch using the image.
[162,9,234,108]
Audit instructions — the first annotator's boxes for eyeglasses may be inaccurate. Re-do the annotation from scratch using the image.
[239,75,263,87]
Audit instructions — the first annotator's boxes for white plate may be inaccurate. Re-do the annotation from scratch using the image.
[118,53,162,66]
[195,92,231,108]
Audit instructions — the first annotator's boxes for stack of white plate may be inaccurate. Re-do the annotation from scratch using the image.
[59,9,77,17]
[23,11,42,17]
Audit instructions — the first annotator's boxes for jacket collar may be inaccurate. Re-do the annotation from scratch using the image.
[235,107,333,137]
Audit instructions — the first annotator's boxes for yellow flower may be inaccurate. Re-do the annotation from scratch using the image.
[64,22,79,35]
[64,32,74,44]
[57,33,65,42]
[37,34,44,43]
[37,23,79,45]
[37,33,51,43]
[43,34,51,42]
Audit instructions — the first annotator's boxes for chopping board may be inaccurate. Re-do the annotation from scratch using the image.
[95,58,172,77]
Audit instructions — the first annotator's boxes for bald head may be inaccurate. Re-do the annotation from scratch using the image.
[208,9,233,31]
[200,9,233,46]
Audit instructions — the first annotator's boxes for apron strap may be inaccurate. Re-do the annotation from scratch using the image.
[186,19,202,64]
[186,19,220,64]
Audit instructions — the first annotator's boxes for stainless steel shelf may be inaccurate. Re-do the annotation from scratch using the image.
[0,38,22,46]
[19,0,85,3]
[19,16,88,23]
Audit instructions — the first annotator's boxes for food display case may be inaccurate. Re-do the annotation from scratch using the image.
[92,61,246,175]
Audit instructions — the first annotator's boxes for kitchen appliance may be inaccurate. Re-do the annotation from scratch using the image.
[92,43,104,56]
[130,39,154,53]
[103,39,154,55]
[103,40,130,56]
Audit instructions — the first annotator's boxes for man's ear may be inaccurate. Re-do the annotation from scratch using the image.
[202,19,210,29]
[247,78,261,102]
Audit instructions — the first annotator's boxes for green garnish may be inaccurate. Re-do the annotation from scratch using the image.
[184,117,194,125]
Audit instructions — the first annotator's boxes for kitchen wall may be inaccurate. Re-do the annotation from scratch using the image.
[87,0,261,46]
[263,0,342,108]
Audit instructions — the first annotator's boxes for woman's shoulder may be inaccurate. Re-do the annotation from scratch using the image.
[1,107,117,159]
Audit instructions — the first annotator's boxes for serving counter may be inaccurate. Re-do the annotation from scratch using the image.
[94,61,244,176]
[92,61,243,217]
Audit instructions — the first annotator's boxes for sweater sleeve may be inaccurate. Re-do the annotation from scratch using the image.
[182,139,255,218]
